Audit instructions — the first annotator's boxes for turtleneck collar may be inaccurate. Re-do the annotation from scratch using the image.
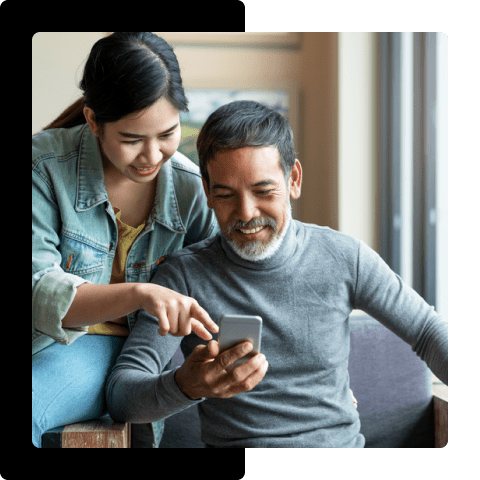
[218,219,298,270]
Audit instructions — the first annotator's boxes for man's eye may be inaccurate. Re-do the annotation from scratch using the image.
[122,140,141,145]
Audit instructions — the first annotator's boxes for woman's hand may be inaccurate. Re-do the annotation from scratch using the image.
[137,284,218,341]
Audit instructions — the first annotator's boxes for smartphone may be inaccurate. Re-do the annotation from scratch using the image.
[218,315,262,369]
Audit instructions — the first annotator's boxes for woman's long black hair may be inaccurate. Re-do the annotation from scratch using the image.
[43,32,188,130]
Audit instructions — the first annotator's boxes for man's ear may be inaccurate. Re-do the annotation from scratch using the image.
[202,178,213,209]
[289,159,302,200]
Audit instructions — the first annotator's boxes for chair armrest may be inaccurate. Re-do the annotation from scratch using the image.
[433,387,448,448]
[61,417,131,448]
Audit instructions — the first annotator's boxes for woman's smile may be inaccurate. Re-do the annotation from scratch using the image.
[129,164,160,176]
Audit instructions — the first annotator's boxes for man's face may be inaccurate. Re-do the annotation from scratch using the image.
[203,146,302,261]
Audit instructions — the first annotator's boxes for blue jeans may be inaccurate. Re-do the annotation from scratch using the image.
[32,335,126,447]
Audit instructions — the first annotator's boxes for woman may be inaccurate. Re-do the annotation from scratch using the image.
[32,32,219,448]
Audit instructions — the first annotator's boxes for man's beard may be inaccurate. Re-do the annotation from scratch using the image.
[223,199,292,262]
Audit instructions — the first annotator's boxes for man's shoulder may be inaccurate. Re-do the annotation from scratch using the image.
[162,234,219,266]
[297,221,385,273]
[297,221,360,248]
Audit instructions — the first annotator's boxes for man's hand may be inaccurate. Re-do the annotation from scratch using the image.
[174,340,269,400]
[137,284,219,341]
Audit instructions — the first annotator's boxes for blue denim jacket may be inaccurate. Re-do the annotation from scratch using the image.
[32,124,218,355]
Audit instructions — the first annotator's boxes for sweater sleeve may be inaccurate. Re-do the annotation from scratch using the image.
[106,310,204,423]
[353,240,448,385]
[106,263,205,423]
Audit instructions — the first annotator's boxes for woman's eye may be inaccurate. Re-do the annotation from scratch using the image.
[122,133,173,145]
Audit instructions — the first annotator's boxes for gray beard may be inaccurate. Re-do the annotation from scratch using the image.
[225,203,292,262]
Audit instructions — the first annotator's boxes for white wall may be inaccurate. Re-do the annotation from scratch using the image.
[32,32,104,134]
[338,33,378,250]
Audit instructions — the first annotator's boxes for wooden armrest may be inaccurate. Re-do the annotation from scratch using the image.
[433,389,448,448]
[61,417,131,448]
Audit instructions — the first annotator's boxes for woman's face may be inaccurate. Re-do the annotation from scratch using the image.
[85,97,181,184]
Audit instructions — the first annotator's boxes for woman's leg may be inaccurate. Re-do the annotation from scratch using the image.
[32,335,125,448]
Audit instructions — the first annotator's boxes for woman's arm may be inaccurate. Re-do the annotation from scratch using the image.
[62,282,218,340]
[61,282,143,328]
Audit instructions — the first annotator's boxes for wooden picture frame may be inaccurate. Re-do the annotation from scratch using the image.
[154,32,302,48]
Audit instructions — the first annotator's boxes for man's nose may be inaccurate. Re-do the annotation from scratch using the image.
[236,194,260,223]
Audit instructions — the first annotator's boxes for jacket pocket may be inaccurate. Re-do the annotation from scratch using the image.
[59,229,109,282]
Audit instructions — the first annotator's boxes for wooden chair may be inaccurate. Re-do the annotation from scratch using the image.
[433,384,448,448]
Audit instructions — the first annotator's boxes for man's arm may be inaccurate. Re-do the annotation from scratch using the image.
[106,307,268,423]
[106,307,191,424]
[354,240,448,385]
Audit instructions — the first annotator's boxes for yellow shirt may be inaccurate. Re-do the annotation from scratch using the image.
[87,207,145,336]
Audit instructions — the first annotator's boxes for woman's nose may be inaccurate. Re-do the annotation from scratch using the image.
[142,141,163,164]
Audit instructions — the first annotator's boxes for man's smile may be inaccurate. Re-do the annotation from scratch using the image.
[237,225,267,235]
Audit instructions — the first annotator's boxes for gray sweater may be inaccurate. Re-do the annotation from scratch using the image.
[106,220,448,447]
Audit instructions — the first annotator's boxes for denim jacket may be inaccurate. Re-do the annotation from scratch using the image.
[32,124,218,355]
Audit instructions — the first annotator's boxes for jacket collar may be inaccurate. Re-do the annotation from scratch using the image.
[75,125,185,233]
[152,156,186,233]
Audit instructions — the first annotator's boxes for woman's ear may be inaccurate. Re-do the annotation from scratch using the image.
[83,106,100,137]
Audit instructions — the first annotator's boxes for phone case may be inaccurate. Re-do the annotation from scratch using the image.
[218,315,262,367]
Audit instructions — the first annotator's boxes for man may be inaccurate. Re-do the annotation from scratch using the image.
[106,100,448,448]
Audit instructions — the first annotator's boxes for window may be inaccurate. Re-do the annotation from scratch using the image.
[378,33,448,321]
